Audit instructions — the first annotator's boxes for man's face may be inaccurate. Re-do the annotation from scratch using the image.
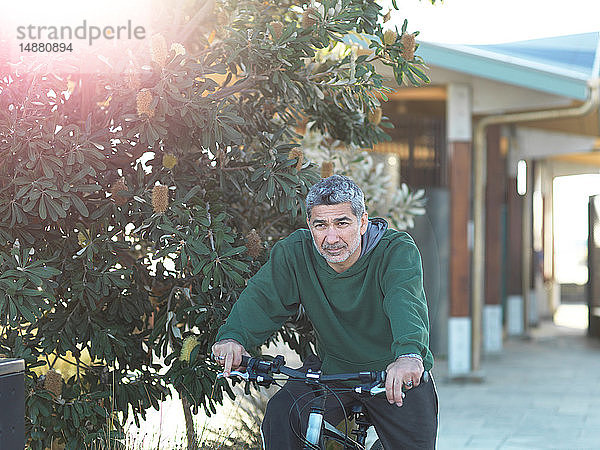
[307,202,368,272]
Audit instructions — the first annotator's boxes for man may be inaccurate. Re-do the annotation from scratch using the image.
[212,174,438,448]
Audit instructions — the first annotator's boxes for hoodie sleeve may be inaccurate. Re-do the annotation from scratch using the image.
[215,239,300,349]
[380,234,431,363]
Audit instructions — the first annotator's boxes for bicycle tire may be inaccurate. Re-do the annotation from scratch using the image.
[368,439,384,450]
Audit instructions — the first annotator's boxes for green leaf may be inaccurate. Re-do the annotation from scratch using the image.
[16,301,39,322]
[267,177,275,199]
[408,64,430,84]
[220,246,245,258]
[90,202,112,220]
[38,197,47,220]
[226,269,244,286]
[70,194,90,217]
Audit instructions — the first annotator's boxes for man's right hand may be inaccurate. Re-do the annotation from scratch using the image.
[211,339,249,377]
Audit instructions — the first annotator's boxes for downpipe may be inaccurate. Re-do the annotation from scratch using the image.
[471,78,600,371]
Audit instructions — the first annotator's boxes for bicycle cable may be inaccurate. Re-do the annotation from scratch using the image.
[288,388,323,449]
[291,383,359,449]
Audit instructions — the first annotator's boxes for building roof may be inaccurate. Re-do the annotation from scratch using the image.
[418,32,600,100]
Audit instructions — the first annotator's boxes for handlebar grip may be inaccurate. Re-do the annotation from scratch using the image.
[241,355,250,367]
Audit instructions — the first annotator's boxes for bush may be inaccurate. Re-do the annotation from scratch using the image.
[0,0,430,447]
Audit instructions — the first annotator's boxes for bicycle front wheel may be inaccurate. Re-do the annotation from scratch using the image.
[368,438,384,450]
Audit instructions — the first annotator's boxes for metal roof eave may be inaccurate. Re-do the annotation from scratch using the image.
[418,41,590,101]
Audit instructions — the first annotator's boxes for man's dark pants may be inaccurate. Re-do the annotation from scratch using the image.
[261,356,438,449]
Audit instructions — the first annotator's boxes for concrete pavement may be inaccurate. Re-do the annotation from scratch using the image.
[434,317,600,449]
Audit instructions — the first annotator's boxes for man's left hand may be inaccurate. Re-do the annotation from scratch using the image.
[385,356,424,407]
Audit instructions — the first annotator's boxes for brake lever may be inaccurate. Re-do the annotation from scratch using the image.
[369,386,387,396]
[217,370,249,380]
[353,385,404,398]
[217,370,276,387]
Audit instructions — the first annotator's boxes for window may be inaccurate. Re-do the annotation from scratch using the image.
[371,114,446,188]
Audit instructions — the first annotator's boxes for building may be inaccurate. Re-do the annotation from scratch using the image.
[373,32,600,376]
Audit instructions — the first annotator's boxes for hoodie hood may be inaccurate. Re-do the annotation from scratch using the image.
[360,218,388,257]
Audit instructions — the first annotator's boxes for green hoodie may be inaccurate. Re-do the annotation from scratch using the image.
[215,226,434,374]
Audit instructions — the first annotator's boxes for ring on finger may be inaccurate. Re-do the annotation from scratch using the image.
[404,380,413,387]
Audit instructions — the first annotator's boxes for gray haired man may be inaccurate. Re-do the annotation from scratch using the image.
[212,174,438,448]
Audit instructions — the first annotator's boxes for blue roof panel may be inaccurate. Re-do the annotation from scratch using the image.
[471,33,599,79]
[418,32,600,100]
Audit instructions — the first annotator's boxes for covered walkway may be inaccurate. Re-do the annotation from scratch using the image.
[435,306,600,449]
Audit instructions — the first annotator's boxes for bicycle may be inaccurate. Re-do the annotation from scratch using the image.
[218,354,430,450]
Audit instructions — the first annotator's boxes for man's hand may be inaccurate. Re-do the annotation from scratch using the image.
[385,356,424,407]
[211,339,249,377]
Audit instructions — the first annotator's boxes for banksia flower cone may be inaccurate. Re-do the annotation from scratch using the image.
[179,336,199,362]
[246,229,263,258]
[110,178,128,206]
[151,34,168,66]
[44,369,63,398]
[170,43,186,56]
[270,21,283,40]
[288,148,304,171]
[136,90,155,118]
[401,33,416,61]
[302,7,318,28]
[152,184,169,213]
[321,161,334,178]
[162,153,178,169]
[383,30,397,46]
[368,107,383,126]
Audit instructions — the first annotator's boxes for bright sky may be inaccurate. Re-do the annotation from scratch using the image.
[554,174,600,284]
[391,0,600,44]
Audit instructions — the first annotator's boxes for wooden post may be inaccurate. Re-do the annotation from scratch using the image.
[506,175,524,336]
[447,84,473,376]
[484,125,505,353]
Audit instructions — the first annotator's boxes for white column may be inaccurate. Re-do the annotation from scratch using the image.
[507,295,524,336]
[528,289,539,326]
[483,304,503,353]
[447,84,472,141]
[448,317,472,376]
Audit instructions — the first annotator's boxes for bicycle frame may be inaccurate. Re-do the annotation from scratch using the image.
[321,404,377,450]
[304,383,374,450]
[218,355,427,450]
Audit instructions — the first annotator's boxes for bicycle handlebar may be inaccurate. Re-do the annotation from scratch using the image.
[218,355,429,396]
